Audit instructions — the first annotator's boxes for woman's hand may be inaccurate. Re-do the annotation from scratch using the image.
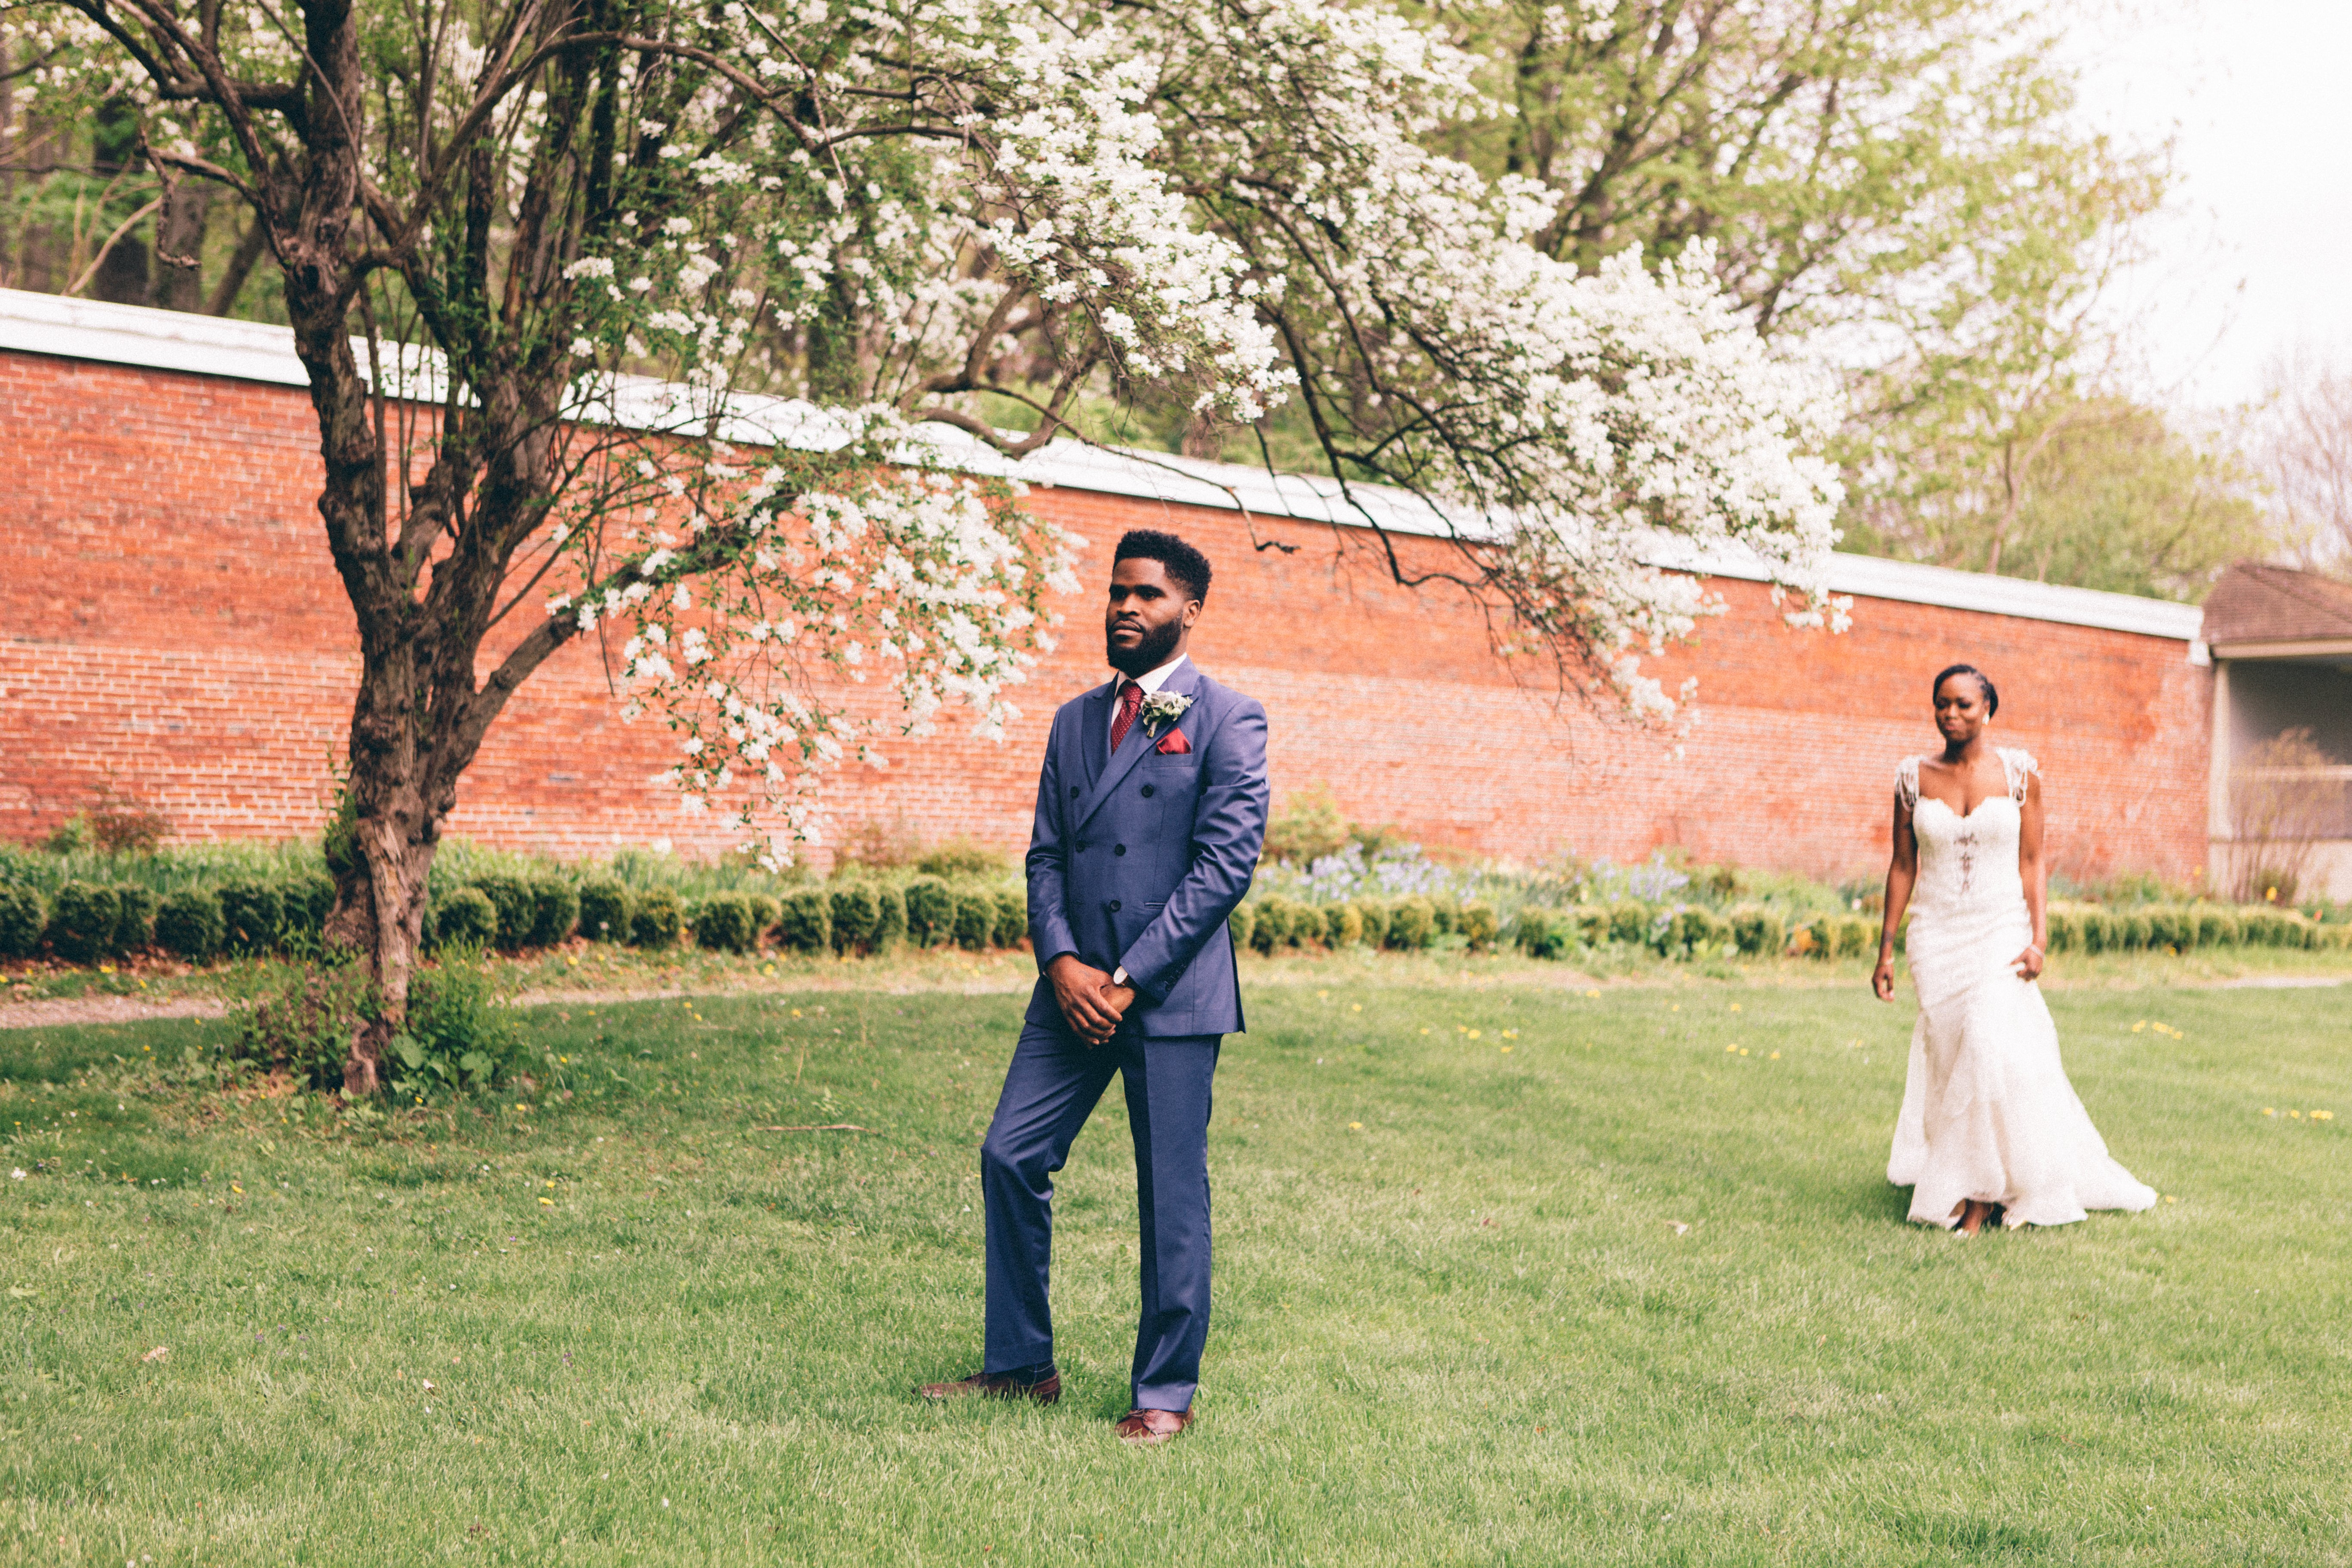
[1871,949,1897,1001]
[2012,943,2045,981]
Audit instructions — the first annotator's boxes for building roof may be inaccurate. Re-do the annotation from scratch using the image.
[1,286,2207,645]
[2200,562,2352,649]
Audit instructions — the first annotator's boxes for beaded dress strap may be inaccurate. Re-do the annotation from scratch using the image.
[1997,747,2041,803]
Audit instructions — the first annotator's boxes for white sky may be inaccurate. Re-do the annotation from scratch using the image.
[2067,0,2352,410]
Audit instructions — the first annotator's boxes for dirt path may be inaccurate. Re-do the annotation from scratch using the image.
[0,995,231,1030]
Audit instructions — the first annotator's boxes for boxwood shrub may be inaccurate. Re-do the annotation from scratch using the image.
[433,886,498,949]
[528,878,580,947]
[0,885,45,958]
[953,891,997,951]
[47,882,122,964]
[154,887,225,961]
[2195,908,2238,948]
[469,872,534,951]
[1389,897,1436,950]
[830,884,881,952]
[903,877,955,946]
[779,890,831,954]
[1514,908,1566,959]
[113,884,160,951]
[1831,915,1874,959]
[1330,902,1367,947]
[2045,910,2081,953]
[694,892,756,953]
[1353,898,1390,949]
[1727,906,1783,957]
[993,888,1027,949]
[631,887,684,948]
[577,879,631,943]
[747,894,782,944]
[1458,900,1499,951]
[286,869,336,939]
[1225,901,1255,952]
[1428,897,1460,937]
[217,879,285,955]
[870,884,907,949]
[1608,901,1649,945]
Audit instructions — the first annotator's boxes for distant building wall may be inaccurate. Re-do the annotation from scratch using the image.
[0,309,2214,887]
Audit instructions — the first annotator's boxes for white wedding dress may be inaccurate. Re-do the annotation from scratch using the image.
[1887,748,2157,1229]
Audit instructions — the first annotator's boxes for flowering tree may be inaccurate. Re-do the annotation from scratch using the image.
[15,0,1842,1089]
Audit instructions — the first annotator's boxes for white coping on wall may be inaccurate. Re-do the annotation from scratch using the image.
[2,287,2207,644]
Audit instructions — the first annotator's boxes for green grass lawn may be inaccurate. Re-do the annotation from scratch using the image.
[3,965,2348,1565]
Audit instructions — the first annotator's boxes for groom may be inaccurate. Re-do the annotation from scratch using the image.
[919,528,1269,1446]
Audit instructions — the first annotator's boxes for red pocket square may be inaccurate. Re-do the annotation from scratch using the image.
[1155,728,1191,755]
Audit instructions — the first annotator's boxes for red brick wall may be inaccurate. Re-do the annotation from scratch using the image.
[1,350,2212,885]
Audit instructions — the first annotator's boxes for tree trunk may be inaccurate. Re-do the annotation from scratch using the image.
[328,800,438,1094]
[152,184,212,312]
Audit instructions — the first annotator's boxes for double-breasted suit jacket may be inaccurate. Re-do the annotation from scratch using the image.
[1023,660,1269,1034]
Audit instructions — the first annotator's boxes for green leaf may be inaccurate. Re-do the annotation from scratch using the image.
[459,1051,491,1078]
[392,1032,426,1070]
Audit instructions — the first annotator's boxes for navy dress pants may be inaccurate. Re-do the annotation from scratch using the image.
[980,1016,1221,1412]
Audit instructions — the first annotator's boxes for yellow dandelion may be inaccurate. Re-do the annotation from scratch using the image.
[1769,1051,1781,1060]
[1318,990,1330,1000]
[1586,989,1600,998]
[1420,1027,1431,1035]
[2314,1110,2335,1121]
[1730,1004,1742,1013]
[1738,1048,1749,1057]
[1724,1044,1738,1055]
[2164,1195,2178,1204]
[1467,1029,1482,1040]
[2263,1108,2275,1117]
[1500,1045,1513,1053]
[1671,1004,1681,1013]
[2290,1109,2303,1119]
[2132,1021,2147,1033]
[1348,1122,1363,1131]
[791,1008,802,1017]
[1352,1004,1363,1013]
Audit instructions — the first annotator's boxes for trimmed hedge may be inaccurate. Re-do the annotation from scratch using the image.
[578,879,631,943]
[630,887,683,948]
[830,885,881,952]
[1728,906,1785,958]
[1389,897,1436,950]
[114,884,160,951]
[1330,902,1367,947]
[780,890,832,955]
[1458,900,1498,951]
[434,886,498,949]
[1226,902,1255,951]
[218,879,285,955]
[287,870,336,937]
[154,887,225,961]
[993,888,1027,949]
[1514,908,1568,959]
[529,879,580,947]
[904,877,955,946]
[694,892,756,953]
[0,885,45,958]
[870,884,907,949]
[471,873,535,951]
[48,882,121,964]
[747,894,783,943]
[953,891,996,952]
[1354,898,1390,949]
[1608,901,1649,944]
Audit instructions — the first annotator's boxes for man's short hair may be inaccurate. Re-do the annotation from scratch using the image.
[1113,529,1213,603]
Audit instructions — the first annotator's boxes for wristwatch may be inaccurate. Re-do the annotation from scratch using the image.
[1111,966,1130,987]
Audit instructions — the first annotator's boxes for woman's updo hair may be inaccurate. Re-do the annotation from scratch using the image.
[1932,662,1999,716]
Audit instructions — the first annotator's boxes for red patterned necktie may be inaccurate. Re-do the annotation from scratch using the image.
[1110,680,1145,753]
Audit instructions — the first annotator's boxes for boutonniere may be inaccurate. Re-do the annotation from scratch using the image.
[1138,690,1194,738]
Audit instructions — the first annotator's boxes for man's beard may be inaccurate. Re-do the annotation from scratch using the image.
[1106,616,1183,677]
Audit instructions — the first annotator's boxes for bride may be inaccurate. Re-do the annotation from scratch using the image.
[1871,664,2158,1234]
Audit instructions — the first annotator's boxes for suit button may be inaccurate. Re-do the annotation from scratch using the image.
[1070,785,1080,798]
[1114,843,1127,856]
[1109,900,1122,913]
[1139,784,1155,798]
[1076,842,1088,852]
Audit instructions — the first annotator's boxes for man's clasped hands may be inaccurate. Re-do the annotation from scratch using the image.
[1045,954,1138,1047]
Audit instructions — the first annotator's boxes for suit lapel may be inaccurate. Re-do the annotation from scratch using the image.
[1077,682,1113,793]
[1072,661,1203,834]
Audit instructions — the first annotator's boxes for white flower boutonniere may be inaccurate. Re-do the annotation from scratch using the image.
[1138,690,1194,738]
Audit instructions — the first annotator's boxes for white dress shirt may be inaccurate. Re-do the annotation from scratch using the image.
[1106,652,1186,989]
[1108,652,1188,755]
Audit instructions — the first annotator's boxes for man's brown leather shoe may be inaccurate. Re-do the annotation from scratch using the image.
[1115,1408,1193,1446]
[916,1369,1062,1405]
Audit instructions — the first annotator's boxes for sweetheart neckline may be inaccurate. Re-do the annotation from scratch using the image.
[1915,793,2017,823]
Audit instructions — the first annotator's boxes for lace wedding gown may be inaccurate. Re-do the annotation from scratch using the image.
[1887,748,2157,1229]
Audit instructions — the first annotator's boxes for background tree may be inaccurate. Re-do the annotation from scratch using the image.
[2262,346,2352,570]
[15,0,1842,1089]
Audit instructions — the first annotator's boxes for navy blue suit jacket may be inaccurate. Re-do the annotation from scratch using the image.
[1024,660,1269,1037]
